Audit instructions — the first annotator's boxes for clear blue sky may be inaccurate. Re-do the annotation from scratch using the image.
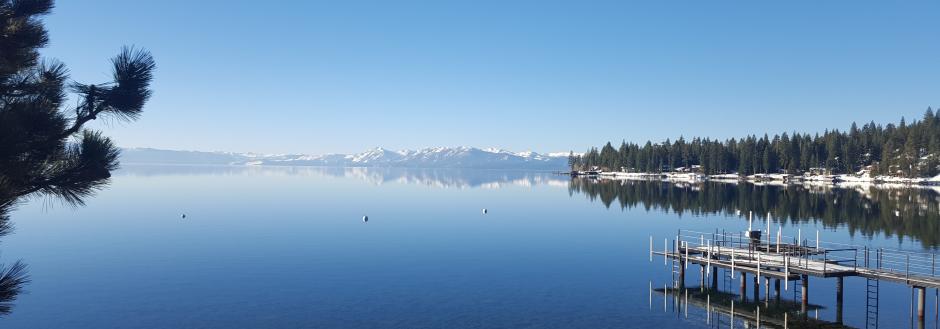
[42,0,939,154]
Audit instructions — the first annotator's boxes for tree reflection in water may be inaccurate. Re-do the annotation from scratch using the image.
[569,178,940,248]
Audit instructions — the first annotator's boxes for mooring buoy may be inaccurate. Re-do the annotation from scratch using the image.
[482,208,488,214]
[181,214,186,219]
[362,215,368,222]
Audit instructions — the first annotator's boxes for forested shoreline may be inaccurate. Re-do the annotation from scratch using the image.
[570,110,940,178]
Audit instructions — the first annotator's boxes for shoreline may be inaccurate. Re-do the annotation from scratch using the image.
[570,170,940,189]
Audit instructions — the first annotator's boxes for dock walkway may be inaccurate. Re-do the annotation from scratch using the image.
[652,229,940,288]
[651,228,940,326]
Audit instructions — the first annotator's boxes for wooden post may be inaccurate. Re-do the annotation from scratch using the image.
[679,257,686,289]
[917,286,926,324]
[756,253,761,279]
[801,275,809,314]
[731,248,735,279]
[774,279,781,303]
[700,265,705,290]
[835,277,844,324]
[706,241,711,277]
[684,241,689,269]
[664,238,668,266]
[711,266,718,290]
[835,277,843,302]
[753,275,759,301]
[764,277,770,302]
[741,272,747,301]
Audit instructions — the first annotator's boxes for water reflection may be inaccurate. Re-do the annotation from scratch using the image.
[569,178,940,248]
[652,285,849,329]
[116,164,570,189]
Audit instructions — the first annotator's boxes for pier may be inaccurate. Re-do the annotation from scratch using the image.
[651,228,940,328]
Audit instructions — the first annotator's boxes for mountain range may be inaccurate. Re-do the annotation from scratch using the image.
[119,147,570,170]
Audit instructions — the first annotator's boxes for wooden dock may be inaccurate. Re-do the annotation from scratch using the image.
[651,229,940,327]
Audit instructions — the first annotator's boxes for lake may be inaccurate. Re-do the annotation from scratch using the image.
[1,165,938,328]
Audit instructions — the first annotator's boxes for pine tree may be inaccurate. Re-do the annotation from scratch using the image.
[0,0,156,315]
[600,142,617,171]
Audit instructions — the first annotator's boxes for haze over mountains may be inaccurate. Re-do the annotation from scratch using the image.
[120,147,570,170]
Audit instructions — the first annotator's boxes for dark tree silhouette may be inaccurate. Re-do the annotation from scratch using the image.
[0,0,155,316]
[572,113,940,177]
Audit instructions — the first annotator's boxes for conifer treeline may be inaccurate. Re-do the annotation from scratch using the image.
[569,109,940,177]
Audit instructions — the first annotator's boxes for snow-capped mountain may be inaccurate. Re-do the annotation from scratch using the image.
[120,147,570,170]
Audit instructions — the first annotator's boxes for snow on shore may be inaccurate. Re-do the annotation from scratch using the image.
[582,170,939,187]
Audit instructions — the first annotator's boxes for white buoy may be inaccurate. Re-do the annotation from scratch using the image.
[180,214,186,219]
[362,215,368,222]
[482,208,488,214]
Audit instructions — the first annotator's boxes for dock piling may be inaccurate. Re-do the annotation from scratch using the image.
[684,241,689,269]
[835,276,843,302]
[731,248,735,279]
[663,238,667,266]
[801,275,809,313]
[700,265,705,291]
[678,252,685,289]
[764,277,769,303]
[836,277,844,324]
[774,279,781,303]
[753,275,759,301]
[917,286,926,323]
[711,266,718,289]
[740,272,747,301]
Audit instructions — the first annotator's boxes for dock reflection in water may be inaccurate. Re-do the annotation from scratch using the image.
[650,284,847,329]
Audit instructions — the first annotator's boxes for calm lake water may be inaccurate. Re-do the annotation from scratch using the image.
[1,165,938,328]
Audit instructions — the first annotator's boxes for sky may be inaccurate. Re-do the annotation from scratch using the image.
[41,0,939,155]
